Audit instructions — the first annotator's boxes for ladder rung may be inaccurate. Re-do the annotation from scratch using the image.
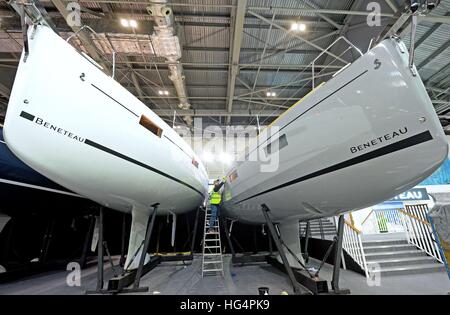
[202,209,223,277]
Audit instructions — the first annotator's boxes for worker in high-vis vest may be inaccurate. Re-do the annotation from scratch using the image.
[208,176,227,231]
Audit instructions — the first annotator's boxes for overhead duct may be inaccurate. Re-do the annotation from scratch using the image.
[147,1,192,125]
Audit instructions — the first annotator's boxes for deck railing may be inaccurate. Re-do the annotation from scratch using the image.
[400,204,444,263]
[338,217,368,277]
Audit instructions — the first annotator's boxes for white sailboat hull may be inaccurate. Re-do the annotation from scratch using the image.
[4,25,208,217]
[222,38,448,224]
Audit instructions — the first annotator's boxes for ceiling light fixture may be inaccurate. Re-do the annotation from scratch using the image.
[202,152,214,163]
[121,18,138,29]
[291,22,306,32]
[129,19,138,28]
[219,153,234,165]
[120,18,129,27]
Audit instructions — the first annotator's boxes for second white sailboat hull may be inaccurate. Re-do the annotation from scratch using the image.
[222,38,448,224]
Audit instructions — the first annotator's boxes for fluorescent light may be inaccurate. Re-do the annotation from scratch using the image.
[266,92,271,97]
[291,22,306,32]
[271,92,276,97]
[120,18,129,27]
[129,19,138,28]
[158,90,163,95]
[219,153,233,165]
[164,90,169,95]
[121,18,138,28]
[202,152,214,163]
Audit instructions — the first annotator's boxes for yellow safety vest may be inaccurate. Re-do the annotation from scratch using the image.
[210,191,222,205]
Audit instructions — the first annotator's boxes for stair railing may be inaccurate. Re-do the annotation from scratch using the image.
[318,218,324,239]
[338,217,368,277]
[398,205,444,264]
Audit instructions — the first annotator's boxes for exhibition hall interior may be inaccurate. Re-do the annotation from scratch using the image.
[0,0,449,297]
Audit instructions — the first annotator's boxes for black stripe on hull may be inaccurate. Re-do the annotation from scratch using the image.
[17,110,205,199]
[90,84,139,118]
[164,135,192,160]
[243,70,369,161]
[235,130,433,204]
[84,139,205,198]
[20,111,35,121]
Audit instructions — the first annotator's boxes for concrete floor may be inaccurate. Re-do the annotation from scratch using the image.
[0,254,448,295]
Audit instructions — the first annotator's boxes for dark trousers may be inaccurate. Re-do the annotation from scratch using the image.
[209,204,220,227]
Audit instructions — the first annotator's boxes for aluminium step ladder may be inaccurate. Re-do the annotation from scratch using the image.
[201,204,224,277]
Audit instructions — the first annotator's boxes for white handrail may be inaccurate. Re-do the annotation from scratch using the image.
[337,216,368,277]
[399,205,444,264]
[66,25,117,79]
[312,36,363,88]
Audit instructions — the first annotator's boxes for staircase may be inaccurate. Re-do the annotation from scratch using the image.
[201,204,224,277]
[299,218,336,240]
[364,238,445,276]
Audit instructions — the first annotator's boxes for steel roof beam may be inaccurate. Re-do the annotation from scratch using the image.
[0,82,11,99]
[248,10,347,64]
[153,109,283,117]
[300,0,342,30]
[226,0,247,124]
[384,0,400,12]
[143,96,300,100]
[425,62,450,85]
[417,37,450,70]
[46,2,450,24]
[51,0,111,74]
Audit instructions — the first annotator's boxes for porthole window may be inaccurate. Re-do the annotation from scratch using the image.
[265,134,288,155]
[229,170,238,182]
[140,115,163,137]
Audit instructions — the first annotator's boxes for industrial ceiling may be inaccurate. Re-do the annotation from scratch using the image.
[0,0,449,131]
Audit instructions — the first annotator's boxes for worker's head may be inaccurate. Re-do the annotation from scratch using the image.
[214,179,220,185]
